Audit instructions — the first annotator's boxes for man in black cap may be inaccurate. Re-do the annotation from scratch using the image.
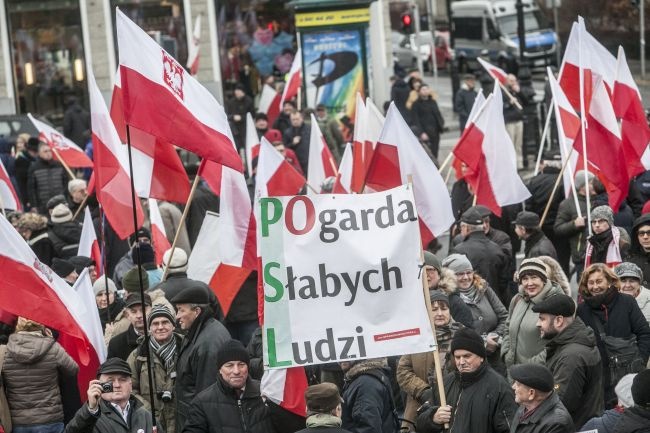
[171,285,231,431]
[514,210,557,260]
[107,293,152,361]
[533,294,604,427]
[509,364,574,433]
[65,358,153,433]
[451,206,511,305]
[52,257,79,285]
[424,251,473,328]
[416,328,516,433]
[183,339,276,433]
[612,369,650,431]
[113,227,152,290]
[295,383,349,433]
[69,255,97,284]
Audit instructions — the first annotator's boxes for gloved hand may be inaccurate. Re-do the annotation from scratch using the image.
[418,387,434,405]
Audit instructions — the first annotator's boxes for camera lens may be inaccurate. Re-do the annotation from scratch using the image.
[161,391,172,402]
[101,382,113,393]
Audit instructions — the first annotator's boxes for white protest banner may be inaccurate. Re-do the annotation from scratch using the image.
[260,184,436,369]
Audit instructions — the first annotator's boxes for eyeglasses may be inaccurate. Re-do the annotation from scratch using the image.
[638,230,650,237]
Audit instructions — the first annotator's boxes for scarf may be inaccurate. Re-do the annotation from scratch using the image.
[585,226,622,268]
[150,336,176,371]
[306,414,342,428]
[584,286,617,321]
[459,285,479,305]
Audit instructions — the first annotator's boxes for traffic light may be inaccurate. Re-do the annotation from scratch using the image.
[401,12,413,33]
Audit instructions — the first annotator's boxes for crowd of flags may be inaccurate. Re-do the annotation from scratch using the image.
[1,11,650,418]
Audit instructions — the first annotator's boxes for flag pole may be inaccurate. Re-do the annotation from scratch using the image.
[125,124,158,426]
[577,25,592,237]
[538,148,574,228]
[161,171,201,281]
[99,207,112,325]
[438,151,454,173]
[50,147,76,180]
[533,104,554,176]
[71,194,90,221]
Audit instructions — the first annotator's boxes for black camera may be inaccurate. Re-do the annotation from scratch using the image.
[158,391,173,403]
[100,382,113,393]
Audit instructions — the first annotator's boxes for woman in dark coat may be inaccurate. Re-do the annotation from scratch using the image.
[411,84,445,159]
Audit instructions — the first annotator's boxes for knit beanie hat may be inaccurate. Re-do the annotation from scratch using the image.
[518,258,549,283]
[147,304,176,327]
[93,278,117,296]
[450,328,486,358]
[51,258,76,278]
[614,262,643,282]
[46,194,67,212]
[132,243,155,266]
[591,205,614,227]
[51,203,73,223]
[163,248,188,274]
[631,369,650,407]
[442,254,473,274]
[423,251,442,273]
[574,170,594,191]
[216,339,250,368]
[122,266,150,292]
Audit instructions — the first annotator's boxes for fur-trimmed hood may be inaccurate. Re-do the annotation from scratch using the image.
[344,358,389,382]
[437,268,458,295]
[537,256,571,296]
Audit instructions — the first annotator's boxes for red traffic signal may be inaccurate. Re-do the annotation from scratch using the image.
[402,13,411,26]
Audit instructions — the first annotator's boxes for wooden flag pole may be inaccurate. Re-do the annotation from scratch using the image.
[50,147,76,180]
[71,194,90,221]
[438,151,454,173]
[538,148,575,228]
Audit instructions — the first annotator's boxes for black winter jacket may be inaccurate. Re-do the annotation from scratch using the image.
[625,213,650,287]
[283,123,311,174]
[106,325,139,362]
[29,229,57,266]
[525,167,563,231]
[411,97,445,138]
[524,230,557,260]
[182,377,275,433]
[341,360,399,433]
[175,313,231,432]
[544,318,604,428]
[553,194,588,264]
[27,158,68,213]
[48,221,83,259]
[416,361,516,433]
[156,273,224,321]
[612,406,650,433]
[65,397,153,433]
[509,392,574,433]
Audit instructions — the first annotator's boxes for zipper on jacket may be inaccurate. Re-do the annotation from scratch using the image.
[237,399,248,432]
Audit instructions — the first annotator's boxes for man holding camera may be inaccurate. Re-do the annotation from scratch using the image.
[128,305,181,433]
[66,358,153,433]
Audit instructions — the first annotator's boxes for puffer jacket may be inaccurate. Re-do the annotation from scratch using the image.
[341,359,399,433]
[48,221,83,259]
[509,392,574,433]
[65,396,153,433]
[501,281,565,367]
[432,269,473,328]
[127,333,181,433]
[544,317,604,428]
[27,158,68,213]
[2,331,78,426]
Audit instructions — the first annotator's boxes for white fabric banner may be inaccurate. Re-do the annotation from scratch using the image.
[260,185,436,369]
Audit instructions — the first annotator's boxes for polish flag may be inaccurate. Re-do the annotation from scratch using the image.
[477,57,507,84]
[245,113,260,177]
[547,69,581,198]
[0,158,21,211]
[88,68,144,240]
[365,103,454,246]
[186,14,201,76]
[307,113,337,194]
[351,95,384,193]
[28,114,93,168]
[198,158,223,196]
[111,70,191,204]
[116,9,242,172]
[332,143,353,193]
[453,89,487,179]
[258,84,281,127]
[613,46,650,178]
[574,78,629,211]
[558,18,617,113]
[0,215,106,395]
[453,84,531,216]
[279,49,302,110]
[77,207,101,275]
[148,198,172,267]
[255,138,306,198]
[262,366,308,417]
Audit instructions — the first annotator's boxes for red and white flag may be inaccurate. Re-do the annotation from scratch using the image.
[89,68,144,240]
[453,84,531,216]
[110,69,191,204]
[186,14,201,76]
[453,89,487,179]
[148,198,172,267]
[258,84,281,127]
[477,57,508,84]
[0,215,106,394]
[116,9,242,171]
[28,114,93,168]
[351,95,384,193]
[574,78,629,210]
[365,103,454,246]
[262,366,308,417]
[245,113,260,177]
[0,158,21,211]
[332,143,353,194]
[613,46,650,178]
[279,49,302,110]
[77,207,101,275]
[307,113,337,194]
[254,138,306,198]
[558,18,617,112]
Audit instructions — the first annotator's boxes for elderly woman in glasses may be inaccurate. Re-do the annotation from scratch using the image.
[441,254,508,376]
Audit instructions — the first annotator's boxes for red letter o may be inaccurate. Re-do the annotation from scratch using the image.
[285,196,315,235]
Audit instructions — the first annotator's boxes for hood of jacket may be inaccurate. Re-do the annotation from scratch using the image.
[537,256,571,296]
[6,331,56,364]
[518,279,564,303]
[344,358,389,382]
[631,213,650,253]
[547,317,597,354]
[437,268,458,295]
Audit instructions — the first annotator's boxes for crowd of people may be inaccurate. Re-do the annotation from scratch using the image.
[1,64,650,433]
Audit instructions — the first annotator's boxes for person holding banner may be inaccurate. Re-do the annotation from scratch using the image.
[415,328,516,433]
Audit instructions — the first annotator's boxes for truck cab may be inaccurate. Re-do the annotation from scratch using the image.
[451,0,558,73]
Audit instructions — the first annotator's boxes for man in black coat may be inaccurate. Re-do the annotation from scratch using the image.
[416,328,516,433]
[340,358,399,433]
[509,364,574,433]
[107,293,152,361]
[183,339,277,433]
[14,137,38,207]
[283,110,311,174]
[625,213,650,287]
[225,83,254,151]
[453,74,477,130]
[534,294,604,428]
[296,383,351,433]
[514,211,557,259]
[27,142,69,214]
[411,84,445,159]
[172,285,231,432]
